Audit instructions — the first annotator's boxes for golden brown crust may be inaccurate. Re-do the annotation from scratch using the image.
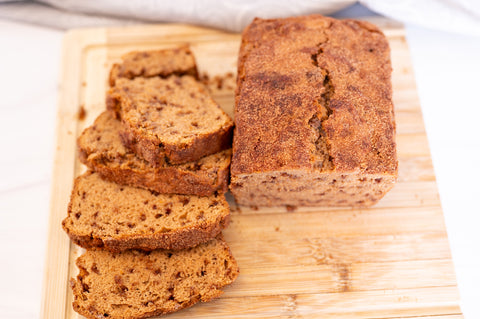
[232,15,397,176]
[230,15,397,207]
[78,111,231,196]
[62,171,231,252]
[108,46,198,87]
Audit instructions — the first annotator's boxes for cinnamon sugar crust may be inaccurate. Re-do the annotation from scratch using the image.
[231,15,398,207]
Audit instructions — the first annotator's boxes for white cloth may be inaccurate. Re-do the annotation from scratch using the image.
[362,0,480,36]
[39,0,354,31]
[0,0,354,31]
[0,0,479,36]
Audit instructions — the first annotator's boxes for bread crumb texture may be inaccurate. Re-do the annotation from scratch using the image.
[63,171,230,251]
[109,46,198,86]
[71,237,239,319]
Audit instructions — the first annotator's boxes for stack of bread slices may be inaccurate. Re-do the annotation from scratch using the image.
[62,46,239,319]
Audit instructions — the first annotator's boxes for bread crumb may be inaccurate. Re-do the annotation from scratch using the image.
[199,72,236,93]
[286,205,297,212]
[78,105,87,121]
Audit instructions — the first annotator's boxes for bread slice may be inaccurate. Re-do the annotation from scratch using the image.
[231,15,397,207]
[78,111,231,196]
[62,171,230,251]
[107,75,233,166]
[109,46,198,87]
[71,236,239,319]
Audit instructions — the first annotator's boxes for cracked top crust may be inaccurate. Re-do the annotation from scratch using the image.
[232,15,397,176]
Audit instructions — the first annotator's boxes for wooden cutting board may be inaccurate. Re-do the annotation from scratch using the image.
[41,19,463,319]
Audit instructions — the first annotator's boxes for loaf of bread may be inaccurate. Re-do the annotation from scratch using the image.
[78,111,231,196]
[108,75,233,166]
[230,15,398,207]
[71,236,239,319]
[109,46,198,87]
[63,171,230,251]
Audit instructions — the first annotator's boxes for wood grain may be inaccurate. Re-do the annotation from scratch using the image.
[41,19,463,318]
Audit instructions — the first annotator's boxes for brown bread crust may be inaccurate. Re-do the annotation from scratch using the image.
[117,112,234,166]
[64,215,230,252]
[231,15,398,207]
[70,237,238,319]
[108,46,198,87]
[78,152,230,196]
[62,171,230,252]
[78,111,231,196]
[107,76,234,166]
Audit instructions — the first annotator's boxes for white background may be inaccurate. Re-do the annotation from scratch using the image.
[0,10,479,319]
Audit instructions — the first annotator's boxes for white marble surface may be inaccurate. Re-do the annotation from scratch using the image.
[0,17,479,319]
